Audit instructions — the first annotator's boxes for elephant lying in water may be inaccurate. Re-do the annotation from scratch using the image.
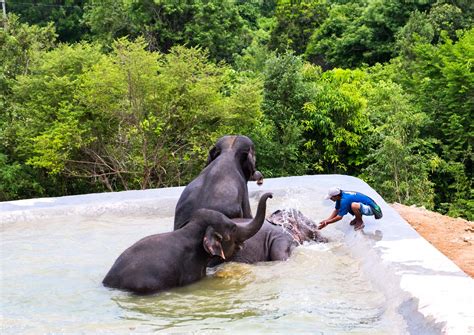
[103,193,272,294]
[174,135,263,231]
[229,208,328,264]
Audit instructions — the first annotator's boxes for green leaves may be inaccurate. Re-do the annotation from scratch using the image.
[4,37,264,192]
[301,68,367,173]
[269,0,328,55]
[1,5,472,220]
[360,79,436,208]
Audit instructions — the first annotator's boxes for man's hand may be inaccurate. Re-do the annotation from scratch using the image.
[318,220,328,230]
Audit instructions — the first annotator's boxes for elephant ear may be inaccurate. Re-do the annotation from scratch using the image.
[206,146,221,166]
[203,226,225,259]
[239,149,256,180]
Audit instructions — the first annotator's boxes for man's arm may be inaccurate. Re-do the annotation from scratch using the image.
[318,209,343,229]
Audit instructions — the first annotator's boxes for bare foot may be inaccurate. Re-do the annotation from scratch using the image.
[354,221,364,231]
[350,218,357,226]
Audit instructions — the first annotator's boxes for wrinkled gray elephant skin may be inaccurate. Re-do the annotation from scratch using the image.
[174,135,263,231]
[229,208,328,264]
[103,193,272,294]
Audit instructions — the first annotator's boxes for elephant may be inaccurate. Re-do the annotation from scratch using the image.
[249,170,264,185]
[103,193,273,294]
[174,135,263,231]
[229,208,328,264]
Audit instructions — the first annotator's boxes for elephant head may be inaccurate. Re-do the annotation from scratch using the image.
[207,192,273,261]
[267,208,328,244]
[206,135,258,181]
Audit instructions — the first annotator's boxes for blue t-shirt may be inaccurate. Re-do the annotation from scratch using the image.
[335,191,377,216]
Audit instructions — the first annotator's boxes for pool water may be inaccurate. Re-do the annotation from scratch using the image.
[1,184,408,334]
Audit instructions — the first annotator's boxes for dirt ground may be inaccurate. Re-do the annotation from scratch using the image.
[391,203,474,278]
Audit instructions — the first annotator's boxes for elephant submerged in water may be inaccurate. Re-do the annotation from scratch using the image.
[229,208,328,264]
[174,135,263,231]
[103,193,272,294]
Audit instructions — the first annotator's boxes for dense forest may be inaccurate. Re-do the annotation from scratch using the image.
[0,0,472,220]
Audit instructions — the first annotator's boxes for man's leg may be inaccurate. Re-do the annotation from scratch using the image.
[350,202,364,230]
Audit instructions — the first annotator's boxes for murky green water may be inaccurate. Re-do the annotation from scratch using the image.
[1,189,404,334]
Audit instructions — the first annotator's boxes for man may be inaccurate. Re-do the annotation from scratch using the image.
[318,187,382,231]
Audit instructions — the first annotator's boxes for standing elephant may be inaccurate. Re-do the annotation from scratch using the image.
[229,208,328,264]
[174,135,263,230]
[103,193,273,294]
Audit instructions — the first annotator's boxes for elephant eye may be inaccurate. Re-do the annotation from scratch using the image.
[214,232,223,241]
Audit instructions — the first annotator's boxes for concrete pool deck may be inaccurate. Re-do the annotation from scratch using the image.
[1,175,473,334]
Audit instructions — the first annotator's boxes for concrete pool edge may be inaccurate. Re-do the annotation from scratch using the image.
[331,176,474,334]
[1,175,473,334]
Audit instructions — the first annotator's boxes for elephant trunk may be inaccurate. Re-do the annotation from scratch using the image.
[250,171,264,185]
[236,192,273,242]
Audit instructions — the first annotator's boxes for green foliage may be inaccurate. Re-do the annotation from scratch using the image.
[305,2,366,68]
[433,160,473,220]
[428,2,470,42]
[395,10,435,59]
[0,15,60,199]
[7,0,87,43]
[184,0,251,62]
[234,17,276,74]
[1,4,472,221]
[301,68,367,173]
[83,0,255,63]
[0,14,57,98]
[404,29,474,216]
[306,0,434,68]
[0,153,43,201]
[83,0,137,47]
[7,41,103,189]
[360,80,436,208]
[259,53,311,176]
[269,0,328,55]
[411,29,473,161]
[6,37,263,192]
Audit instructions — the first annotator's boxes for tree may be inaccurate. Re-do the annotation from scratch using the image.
[259,53,311,176]
[269,0,328,55]
[233,16,276,74]
[301,68,367,173]
[184,0,251,62]
[7,0,87,43]
[306,0,432,69]
[83,0,190,51]
[9,38,263,192]
[84,0,255,63]
[360,80,436,208]
[428,2,471,43]
[407,29,474,216]
[7,41,104,194]
[395,10,434,60]
[0,15,58,199]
